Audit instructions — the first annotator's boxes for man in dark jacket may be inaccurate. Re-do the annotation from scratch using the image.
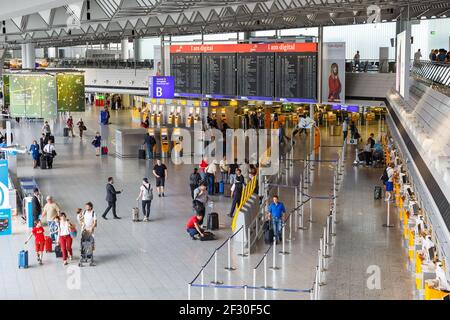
[189,168,202,199]
[102,177,122,219]
[32,188,42,224]
[144,133,157,159]
[228,169,246,218]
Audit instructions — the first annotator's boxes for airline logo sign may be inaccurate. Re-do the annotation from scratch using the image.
[170,42,317,54]
[149,76,174,99]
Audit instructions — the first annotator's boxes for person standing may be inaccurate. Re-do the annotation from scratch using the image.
[77,118,86,139]
[353,50,360,70]
[58,212,73,265]
[42,121,51,139]
[350,121,357,140]
[43,139,56,169]
[219,156,229,183]
[414,49,422,67]
[66,116,75,137]
[102,177,122,219]
[199,157,208,180]
[31,188,42,225]
[228,158,239,185]
[144,132,156,159]
[136,178,153,221]
[385,163,395,202]
[228,169,245,218]
[152,159,168,197]
[39,133,47,151]
[29,140,40,168]
[267,195,286,243]
[25,220,45,265]
[240,159,250,183]
[342,118,349,142]
[92,132,101,156]
[189,168,202,199]
[78,202,97,234]
[205,160,217,195]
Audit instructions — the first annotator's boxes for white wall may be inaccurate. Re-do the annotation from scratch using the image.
[411,18,450,58]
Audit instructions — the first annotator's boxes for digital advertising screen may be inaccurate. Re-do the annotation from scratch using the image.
[322,42,346,104]
[56,73,85,112]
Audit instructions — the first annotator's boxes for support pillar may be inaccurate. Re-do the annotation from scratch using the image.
[121,39,129,60]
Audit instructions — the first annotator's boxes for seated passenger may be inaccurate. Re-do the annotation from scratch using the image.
[186,213,205,240]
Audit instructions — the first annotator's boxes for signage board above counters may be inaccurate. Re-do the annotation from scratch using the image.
[149,76,175,99]
[331,104,359,112]
[170,42,318,54]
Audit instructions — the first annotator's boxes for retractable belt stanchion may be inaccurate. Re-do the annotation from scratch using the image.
[211,250,223,285]
[244,285,248,300]
[201,268,205,300]
[279,219,289,255]
[383,197,394,228]
[248,227,251,255]
[270,237,280,270]
[263,255,271,288]
[253,268,257,300]
[188,283,191,300]
[238,227,248,257]
[224,238,236,271]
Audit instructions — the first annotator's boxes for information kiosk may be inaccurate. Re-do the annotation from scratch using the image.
[160,127,169,158]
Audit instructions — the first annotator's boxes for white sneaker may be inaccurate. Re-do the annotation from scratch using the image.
[143,217,148,222]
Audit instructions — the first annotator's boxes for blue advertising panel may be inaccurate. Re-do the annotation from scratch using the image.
[0,160,10,210]
[149,76,175,99]
[0,208,11,235]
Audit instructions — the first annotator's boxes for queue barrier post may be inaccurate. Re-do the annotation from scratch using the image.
[253,268,257,300]
[309,197,314,223]
[270,236,280,270]
[238,227,248,257]
[323,225,331,259]
[224,238,236,271]
[263,255,271,288]
[288,212,293,241]
[211,250,223,285]
[244,285,248,300]
[383,197,394,228]
[188,283,191,300]
[201,268,205,300]
[248,226,251,255]
[280,220,289,255]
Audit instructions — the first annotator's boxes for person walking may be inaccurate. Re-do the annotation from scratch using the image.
[152,159,168,197]
[342,118,349,142]
[205,160,217,195]
[144,132,156,159]
[41,195,60,230]
[199,157,208,180]
[77,118,86,139]
[39,133,47,151]
[31,188,42,225]
[58,212,73,265]
[228,158,239,185]
[78,202,97,234]
[189,168,202,199]
[414,49,422,67]
[29,140,40,168]
[66,116,75,137]
[353,50,361,70]
[92,132,101,156]
[136,178,153,221]
[43,139,56,169]
[25,220,45,265]
[42,121,51,139]
[267,195,286,243]
[228,169,245,218]
[219,156,229,183]
[102,177,122,219]
[385,163,396,202]
[350,121,357,140]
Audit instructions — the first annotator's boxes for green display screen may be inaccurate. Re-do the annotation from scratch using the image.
[56,73,85,112]
[40,75,57,118]
[2,75,10,106]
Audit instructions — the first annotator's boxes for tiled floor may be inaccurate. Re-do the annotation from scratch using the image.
[0,108,414,299]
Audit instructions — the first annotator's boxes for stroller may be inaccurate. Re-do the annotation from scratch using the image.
[78,230,95,267]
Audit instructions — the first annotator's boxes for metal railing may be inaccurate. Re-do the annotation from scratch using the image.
[4,58,154,70]
[345,59,396,73]
[411,60,450,87]
[231,175,258,231]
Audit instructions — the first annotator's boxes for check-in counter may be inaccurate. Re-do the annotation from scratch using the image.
[425,282,449,300]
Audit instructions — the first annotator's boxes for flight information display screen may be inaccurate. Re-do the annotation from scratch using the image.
[170,54,202,95]
[237,53,275,98]
[202,53,236,97]
[275,52,318,101]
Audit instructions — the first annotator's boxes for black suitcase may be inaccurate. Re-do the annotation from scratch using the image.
[54,245,63,258]
[49,135,55,143]
[40,155,48,169]
[63,128,69,137]
[138,149,146,159]
[263,221,274,245]
[207,212,219,230]
[200,232,215,241]
[374,186,382,200]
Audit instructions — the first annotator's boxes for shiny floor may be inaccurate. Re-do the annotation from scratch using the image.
[0,107,414,299]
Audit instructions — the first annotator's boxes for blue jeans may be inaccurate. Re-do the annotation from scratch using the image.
[187,228,199,237]
[146,143,153,159]
[272,217,282,241]
[207,174,214,194]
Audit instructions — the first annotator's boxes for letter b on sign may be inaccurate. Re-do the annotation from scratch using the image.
[156,87,163,97]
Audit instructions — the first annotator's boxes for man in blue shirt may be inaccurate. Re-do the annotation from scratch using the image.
[267,195,286,242]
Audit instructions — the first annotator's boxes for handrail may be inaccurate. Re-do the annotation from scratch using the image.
[231,175,258,231]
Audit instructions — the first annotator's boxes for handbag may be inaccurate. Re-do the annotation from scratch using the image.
[81,125,87,131]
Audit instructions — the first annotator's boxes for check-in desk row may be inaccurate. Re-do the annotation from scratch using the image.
[397,185,450,300]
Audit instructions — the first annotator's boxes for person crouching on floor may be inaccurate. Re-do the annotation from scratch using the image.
[186,212,205,240]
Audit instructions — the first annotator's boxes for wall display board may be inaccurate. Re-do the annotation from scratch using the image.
[56,73,85,112]
[237,53,274,99]
[322,42,346,104]
[170,43,318,101]
[170,54,201,95]
[2,75,9,105]
[202,53,236,97]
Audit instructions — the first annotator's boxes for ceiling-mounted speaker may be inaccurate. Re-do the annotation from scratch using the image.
[87,12,91,20]
[87,0,90,10]
[132,30,135,36]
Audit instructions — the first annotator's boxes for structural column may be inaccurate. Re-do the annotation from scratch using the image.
[317,26,324,104]
[121,38,129,60]
[133,38,141,61]
[21,42,35,69]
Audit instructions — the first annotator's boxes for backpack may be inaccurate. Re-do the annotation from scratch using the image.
[142,184,153,201]
[380,168,389,185]
[189,173,199,186]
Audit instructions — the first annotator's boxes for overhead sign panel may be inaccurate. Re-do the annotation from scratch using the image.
[170,42,318,54]
[149,76,175,99]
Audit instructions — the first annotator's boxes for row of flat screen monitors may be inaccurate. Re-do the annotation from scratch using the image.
[170,52,317,101]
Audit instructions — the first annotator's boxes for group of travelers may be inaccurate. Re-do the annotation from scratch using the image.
[428,48,450,63]
[66,116,87,138]
[25,189,97,266]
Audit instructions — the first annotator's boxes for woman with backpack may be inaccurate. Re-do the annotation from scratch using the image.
[136,178,153,221]
[92,132,101,156]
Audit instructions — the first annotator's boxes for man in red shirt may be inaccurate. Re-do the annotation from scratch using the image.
[186,213,205,240]
[25,220,45,265]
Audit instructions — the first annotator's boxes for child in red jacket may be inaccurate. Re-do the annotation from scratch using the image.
[25,220,45,265]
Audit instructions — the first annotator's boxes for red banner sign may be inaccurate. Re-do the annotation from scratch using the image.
[170,42,317,54]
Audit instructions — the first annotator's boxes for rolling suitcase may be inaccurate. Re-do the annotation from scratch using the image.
[54,245,63,258]
[132,201,140,222]
[219,181,224,194]
[374,186,382,200]
[40,155,48,169]
[63,127,69,137]
[263,221,274,245]
[18,250,28,269]
[49,135,55,143]
[44,236,52,252]
[101,146,108,155]
[207,212,219,230]
[138,145,146,159]
[223,183,232,197]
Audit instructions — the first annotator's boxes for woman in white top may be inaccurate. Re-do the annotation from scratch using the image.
[77,202,97,234]
[137,178,153,221]
[58,212,73,265]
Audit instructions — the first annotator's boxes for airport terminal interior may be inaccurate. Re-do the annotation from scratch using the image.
[0,0,449,302]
